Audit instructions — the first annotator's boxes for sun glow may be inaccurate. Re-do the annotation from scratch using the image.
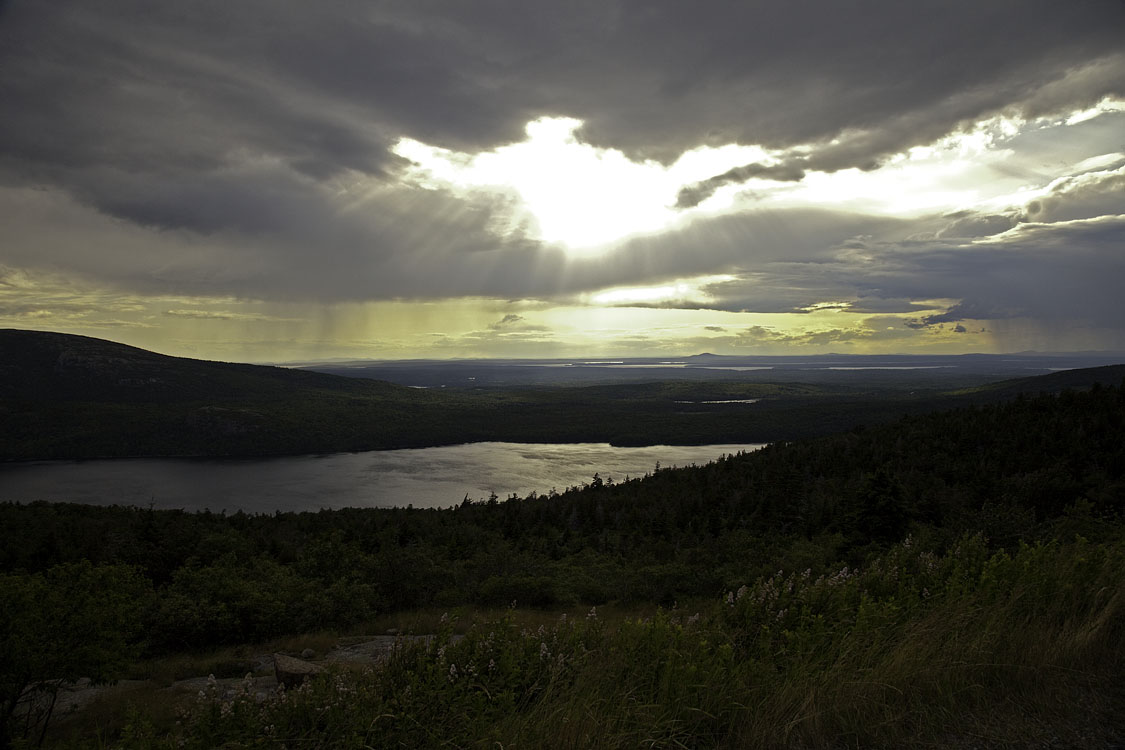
[393,118,782,257]
[394,118,676,254]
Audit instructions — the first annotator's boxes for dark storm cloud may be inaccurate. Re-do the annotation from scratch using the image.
[555,1,1125,163]
[1023,165,1125,224]
[0,181,546,301]
[696,162,1125,332]
[828,217,1125,331]
[845,298,937,315]
[5,163,1123,351]
[0,174,910,303]
[3,2,1123,213]
[617,187,1124,335]
[0,0,1123,316]
[488,314,547,332]
[905,301,1016,329]
[936,212,1020,239]
[676,161,808,209]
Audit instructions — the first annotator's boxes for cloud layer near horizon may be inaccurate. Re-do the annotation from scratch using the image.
[1,0,1123,356]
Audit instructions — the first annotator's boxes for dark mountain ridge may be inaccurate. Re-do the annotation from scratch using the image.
[2,329,1123,461]
[954,363,1125,396]
[0,328,406,403]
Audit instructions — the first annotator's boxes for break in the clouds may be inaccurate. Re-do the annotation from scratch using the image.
[1,0,1123,358]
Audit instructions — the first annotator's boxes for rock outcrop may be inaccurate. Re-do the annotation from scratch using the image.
[273,653,324,689]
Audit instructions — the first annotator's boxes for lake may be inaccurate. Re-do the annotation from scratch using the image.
[0,442,764,513]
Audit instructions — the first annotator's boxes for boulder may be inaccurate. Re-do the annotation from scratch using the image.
[273,653,324,689]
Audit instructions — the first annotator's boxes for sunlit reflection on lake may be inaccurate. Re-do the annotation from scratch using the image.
[0,442,764,513]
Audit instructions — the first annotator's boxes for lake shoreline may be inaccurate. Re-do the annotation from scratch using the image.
[0,436,766,465]
[0,441,766,513]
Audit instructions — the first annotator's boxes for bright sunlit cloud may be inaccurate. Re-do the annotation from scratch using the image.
[765,116,1027,216]
[1065,97,1125,125]
[393,118,783,256]
[766,102,1125,217]
[584,275,737,307]
[393,103,1124,261]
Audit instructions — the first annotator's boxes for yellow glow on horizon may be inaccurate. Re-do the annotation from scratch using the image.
[2,259,981,361]
[533,302,985,356]
[2,276,992,361]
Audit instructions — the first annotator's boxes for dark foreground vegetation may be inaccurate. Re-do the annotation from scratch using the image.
[2,379,1124,747]
[5,328,1124,459]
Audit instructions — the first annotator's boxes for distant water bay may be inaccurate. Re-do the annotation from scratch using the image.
[0,442,764,513]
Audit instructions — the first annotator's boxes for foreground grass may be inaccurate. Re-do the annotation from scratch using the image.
[60,532,1123,749]
[39,604,666,748]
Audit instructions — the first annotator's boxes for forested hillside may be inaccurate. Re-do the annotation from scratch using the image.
[5,382,1122,629]
[2,379,1123,748]
[5,329,1124,459]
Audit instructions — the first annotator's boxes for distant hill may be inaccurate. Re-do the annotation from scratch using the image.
[0,328,406,403]
[0,329,444,459]
[301,350,1125,389]
[951,363,1125,397]
[3,330,1124,461]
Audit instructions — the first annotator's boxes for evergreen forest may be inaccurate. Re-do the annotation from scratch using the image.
[2,378,1124,747]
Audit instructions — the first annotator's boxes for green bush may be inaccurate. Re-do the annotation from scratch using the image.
[0,562,151,748]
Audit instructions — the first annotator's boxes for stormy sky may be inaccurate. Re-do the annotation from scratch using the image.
[1,1,1123,360]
